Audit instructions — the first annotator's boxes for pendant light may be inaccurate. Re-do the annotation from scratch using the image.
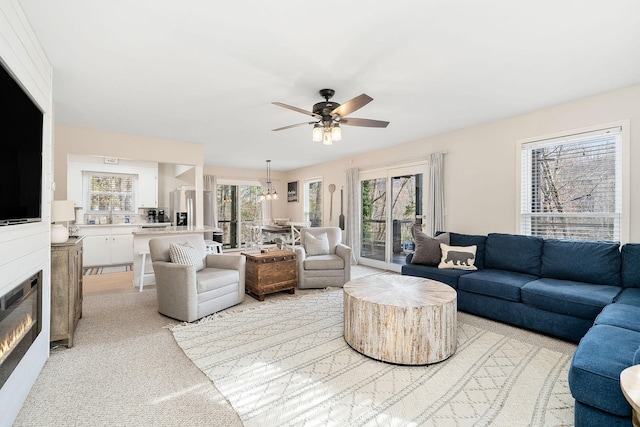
[260,160,278,201]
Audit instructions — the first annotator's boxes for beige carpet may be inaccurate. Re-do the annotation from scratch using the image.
[173,290,576,426]
[14,265,576,426]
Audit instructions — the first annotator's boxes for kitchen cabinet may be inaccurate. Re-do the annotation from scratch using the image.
[51,236,84,347]
[78,225,139,267]
[138,167,158,208]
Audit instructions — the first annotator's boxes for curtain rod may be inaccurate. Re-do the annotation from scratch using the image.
[347,151,447,173]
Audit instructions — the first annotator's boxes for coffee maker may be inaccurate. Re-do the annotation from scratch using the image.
[147,209,157,223]
[157,209,166,223]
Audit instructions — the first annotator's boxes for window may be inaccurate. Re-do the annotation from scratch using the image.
[85,172,136,213]
[304,178,322,226]
[520,126,622,241]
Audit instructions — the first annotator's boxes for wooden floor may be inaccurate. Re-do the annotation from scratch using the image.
[83,271,137,293]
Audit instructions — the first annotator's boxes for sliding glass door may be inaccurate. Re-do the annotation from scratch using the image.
[217,182,262,249]
[360,164,425,272]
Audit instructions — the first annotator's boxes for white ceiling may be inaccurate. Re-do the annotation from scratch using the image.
[18,0,640,171]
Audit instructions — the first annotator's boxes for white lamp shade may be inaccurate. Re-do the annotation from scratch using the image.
[52,200,75,222]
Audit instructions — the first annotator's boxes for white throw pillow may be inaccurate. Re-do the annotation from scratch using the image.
[438,243,477,271]
[169,241,204,271]
[305,232,330,256]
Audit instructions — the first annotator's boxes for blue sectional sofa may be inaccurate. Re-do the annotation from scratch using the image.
[401,232,640,427]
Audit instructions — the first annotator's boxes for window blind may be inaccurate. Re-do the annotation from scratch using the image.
[87,172,135,212]
[520,127,622,241]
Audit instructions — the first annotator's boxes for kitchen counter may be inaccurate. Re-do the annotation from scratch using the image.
[133,226,222,235]
[76,222,172,228]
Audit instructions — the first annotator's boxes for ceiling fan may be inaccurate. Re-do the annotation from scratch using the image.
[272,88,389,145]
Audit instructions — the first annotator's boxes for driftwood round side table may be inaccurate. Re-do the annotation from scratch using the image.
[343,274,457,365]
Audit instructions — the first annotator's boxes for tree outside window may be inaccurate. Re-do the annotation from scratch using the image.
[521,127,621,241]
[304,179,322,226]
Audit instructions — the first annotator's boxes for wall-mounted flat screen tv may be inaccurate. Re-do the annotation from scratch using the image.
[0,59,44,226]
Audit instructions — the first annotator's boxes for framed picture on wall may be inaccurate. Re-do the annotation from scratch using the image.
[287,181,298,202]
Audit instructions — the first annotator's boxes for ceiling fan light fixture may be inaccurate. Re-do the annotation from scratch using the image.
[323,129,333,146]
[312,124,323,142]
[331,124,341,142]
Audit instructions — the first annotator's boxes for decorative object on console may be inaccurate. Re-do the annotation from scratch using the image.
[260,160,278,201]
[438,243,477,270]
[51,200,75,243]
[272,89,390,146]
[411,226,449,266]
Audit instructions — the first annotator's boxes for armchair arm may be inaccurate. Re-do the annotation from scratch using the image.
[205,253,246,297]
[152,260,198,321]
[336,243,351,262]
[205,253,245,270]
[336,243,352,283]
[294,246,306,287]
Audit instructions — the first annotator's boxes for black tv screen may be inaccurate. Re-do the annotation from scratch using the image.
[0,60,44,225]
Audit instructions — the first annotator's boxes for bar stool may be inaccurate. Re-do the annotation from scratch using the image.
[205,240,223,254]
[139,247,150,292]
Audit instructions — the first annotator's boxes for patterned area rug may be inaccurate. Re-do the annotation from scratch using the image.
[83,264,132,275]
[172,290,573,426]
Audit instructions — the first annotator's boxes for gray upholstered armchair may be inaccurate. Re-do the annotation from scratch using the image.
[149,234,245,322]
[294,227,351,289]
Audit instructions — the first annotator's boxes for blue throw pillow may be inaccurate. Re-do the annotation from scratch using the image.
[541,239,621,286]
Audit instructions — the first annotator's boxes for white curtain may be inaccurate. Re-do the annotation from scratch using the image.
[345,168,360,265]
[260,178,272,222]
[427,152,445,236]
[204,175,218,227]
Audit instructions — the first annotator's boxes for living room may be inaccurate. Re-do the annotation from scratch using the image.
[2,1,640,426]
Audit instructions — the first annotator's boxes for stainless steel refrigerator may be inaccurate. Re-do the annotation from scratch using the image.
[169,188,214,229]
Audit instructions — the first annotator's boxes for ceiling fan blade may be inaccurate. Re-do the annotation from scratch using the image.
[272,121,316,131]
[331,94,373,118]
[340,117,390,128]
[272,102,322,119]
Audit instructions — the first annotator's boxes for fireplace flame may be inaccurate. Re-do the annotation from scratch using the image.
[0,314,33,365]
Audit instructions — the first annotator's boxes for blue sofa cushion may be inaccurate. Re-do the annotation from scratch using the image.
[615,288,640,307]
[541,239,621,287]
[521,278,621,320]
[457,269,538,302]
[444,232,487,269]
[484,233,543,276]
[569,324,640,417]
[622,243,640,288]
[595,303,640,333]
[401,262,470,289]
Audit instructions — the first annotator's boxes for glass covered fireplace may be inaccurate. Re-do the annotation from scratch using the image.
[0,271,42,389]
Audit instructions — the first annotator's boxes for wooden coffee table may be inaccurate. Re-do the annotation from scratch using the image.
[343,274,457,365]
[621,365,640,427]
[242,249,297,301]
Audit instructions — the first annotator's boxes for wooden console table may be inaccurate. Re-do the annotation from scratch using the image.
[51,236,84,348]
[242,249,297,301]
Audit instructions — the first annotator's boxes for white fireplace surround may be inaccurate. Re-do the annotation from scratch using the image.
[0,1,53,426]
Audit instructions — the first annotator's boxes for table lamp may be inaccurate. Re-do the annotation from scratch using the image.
[51,200,75,243]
